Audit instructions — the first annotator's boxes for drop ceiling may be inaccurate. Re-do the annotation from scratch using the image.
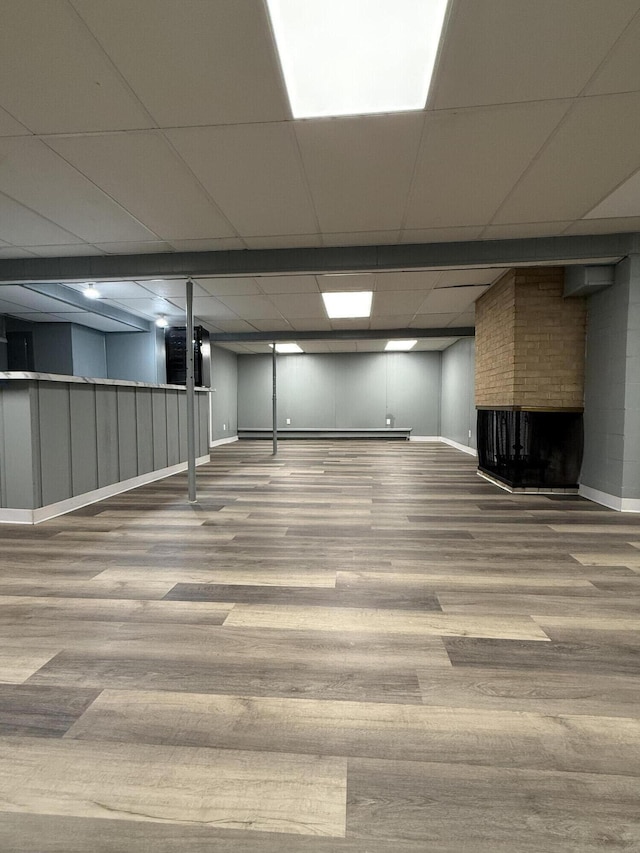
[0,0,639,350]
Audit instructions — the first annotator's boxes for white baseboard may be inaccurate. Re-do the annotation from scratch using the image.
[0,455,210,525]
[210,435,239,448]
[440,437,478,457]
[409,435,441,442]
[579,484,640,513]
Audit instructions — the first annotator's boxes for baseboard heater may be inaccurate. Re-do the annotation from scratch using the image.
[238,427,412,440]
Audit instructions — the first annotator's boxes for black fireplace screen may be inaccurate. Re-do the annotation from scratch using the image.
[477,409,583,489]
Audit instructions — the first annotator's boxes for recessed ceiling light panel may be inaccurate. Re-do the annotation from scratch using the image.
[266,0,449,118]
[322,291,373,319]
[270,343,304,353]
[385,339,417,351]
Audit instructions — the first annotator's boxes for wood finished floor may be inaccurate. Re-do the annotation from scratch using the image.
[0,440,639,852]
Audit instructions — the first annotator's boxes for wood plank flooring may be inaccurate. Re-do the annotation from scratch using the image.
[0,439,639,852]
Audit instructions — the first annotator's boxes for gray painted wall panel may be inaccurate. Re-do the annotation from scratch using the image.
[106,329,163,383]
[96,385,120,488]
[151,390,168,470]
[117,387,138,481]
[166,391,180,466]
[135,388,154,476]
[178,393,188,460]
[211,345,238,440]
[198,392,209,455]
[238,351,441,435]
[38,382,72,505]
[0,385,37,509]
[71,325,107,379]
[69,384,98,496]
[441,338,476,448]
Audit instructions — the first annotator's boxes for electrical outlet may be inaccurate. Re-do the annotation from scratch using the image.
[468,429,472,438]
[286,418,291,425]
[223,424,226,431]
[386,418,391,425]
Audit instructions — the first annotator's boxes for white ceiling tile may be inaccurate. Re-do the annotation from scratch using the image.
[268,293,326,319]
[432,0,639,108]
[0,297,34,314]
[295,114,424,232]
[410,313,459,328]
[494,92,640,223]
[67,281,150,300]
[321,231,400,247]
[244,234,322,250]
[318,274,375,292]
[209,319,258,333]
[584,168,640,219]
[585,13,640,96]
[245,319,293,333]
[103,296,178,318]
[0,107,30,137]
[355,341,387,352]
[72,0,288,126]
[0,193,83,246]
[564,216,640,235]
[369,316,413,330]
[197,278,261,297]
[481,222,573,240]
[400,226,484,243]
[289,318,333,331]
[257,275,319,295]
[420,286,489,314]
[406,101,570,229]
[26,244,104,257]
[374,271,442,291]
[0,247,38,258]
[298,341,333,353]
[436,269,502,287]
[372,291,425,316]
[46,132,236,240]
[168,238,245,252]
[94,242,174,254]
[163,296,238,319]
[0,1,153,133]
[328,341,358,352]
[166,123,317,237]
[216,295,283,320]
[416,338,461,351]
[59,313,137,332]
[138,280,208,299]
[0,137,156,243]
[452,312,476,327]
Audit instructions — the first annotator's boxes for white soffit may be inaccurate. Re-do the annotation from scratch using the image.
[431,0,639,109]
[165,123,318,237]
[46,132,236,240]
[71,0,289,126]
[584,169,640,219]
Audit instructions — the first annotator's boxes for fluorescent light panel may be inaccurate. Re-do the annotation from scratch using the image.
[270,343,304,353]
[385,339,417,351]
[266,0,449,118]
[322,291,372,319]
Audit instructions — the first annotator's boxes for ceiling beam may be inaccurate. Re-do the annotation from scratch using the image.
[0,233,637,283]
[207,327,474,343]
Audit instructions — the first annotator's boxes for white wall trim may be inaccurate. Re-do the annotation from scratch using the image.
[440,437,478,457]
[409,435,441,442]
[579,484,640,513]
[0,455,210,525]
[210,435,239,448]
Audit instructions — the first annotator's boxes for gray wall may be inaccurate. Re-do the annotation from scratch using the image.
[210,345,238,441]
[6,319,74,374]
[582,254,640,500]
[71,325,107,378]
[106,328,165,383]
[238,351,441,435]
[441,338,476,449]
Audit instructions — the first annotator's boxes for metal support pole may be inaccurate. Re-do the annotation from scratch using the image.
[186,278,197,502]
[272,342,277,455]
